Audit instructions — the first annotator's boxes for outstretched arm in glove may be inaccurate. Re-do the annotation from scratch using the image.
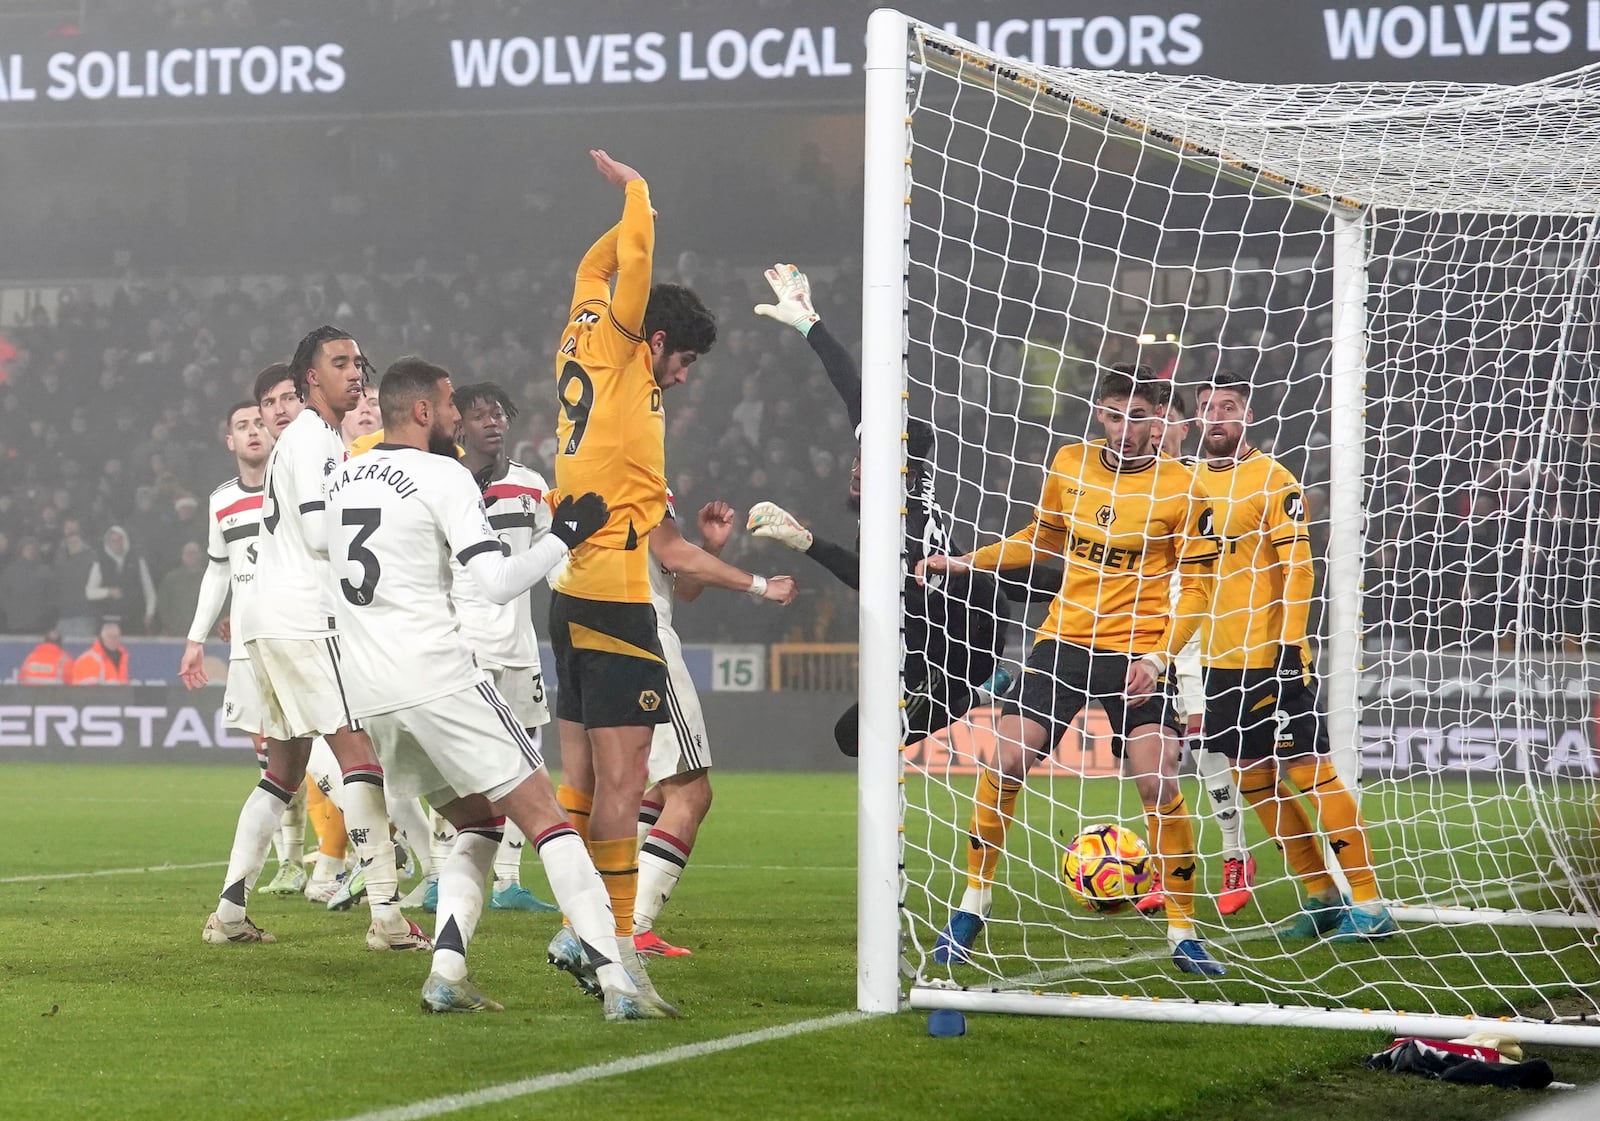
[747,500,860,591]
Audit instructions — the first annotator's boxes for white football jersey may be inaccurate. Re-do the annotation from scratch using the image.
[245,409,346,641]
[452,461,551,670]
[647,490,678,631]
[328,443,503,718]
[204,477,264,661]
[1168,569,1203,720]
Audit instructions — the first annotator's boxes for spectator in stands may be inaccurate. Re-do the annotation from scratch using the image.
[0,537,56,635]
[18,630,72,685]
[85,525,158,636]
[54,524,98,639]
[156,542,207,637]
[69,618,130,686]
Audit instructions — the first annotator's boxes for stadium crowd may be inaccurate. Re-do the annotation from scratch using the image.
[0,254,863,643]
[4,244,1594,654]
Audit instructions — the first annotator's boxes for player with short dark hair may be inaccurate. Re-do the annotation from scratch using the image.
[254,362,302,437]
[544,151,719,1005]
[918,364,1228,976]
[1192,371,1395,942]
[432,380,560,915]
[328,357,673,1018]
[204,326,429,950]
[179,400,297,888]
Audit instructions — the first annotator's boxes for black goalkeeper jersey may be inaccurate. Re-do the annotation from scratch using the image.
[796,321,1003,702]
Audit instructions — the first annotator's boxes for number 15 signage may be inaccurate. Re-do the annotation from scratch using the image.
[711,646,764,692]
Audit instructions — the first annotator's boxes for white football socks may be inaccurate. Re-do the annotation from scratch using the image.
[635,829,691,934]
[341,766,401,925]
[217,773,296,923]
[492,820,526,889]
[275,785,307,867]
[384,786,431,873]
[534,828,633,993]
[427,810,455,880]
[1196,749,1246,860]
[431,825,499,982]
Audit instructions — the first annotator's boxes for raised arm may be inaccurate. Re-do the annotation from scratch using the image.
[462,491,608,605]
[574,150,655,352]
[753,263,865,427]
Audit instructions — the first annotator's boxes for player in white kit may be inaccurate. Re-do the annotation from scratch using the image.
[630,494,795,956]
[430,381,561,914]
[328,356,675,1018]
[205,326,429,952]
[183,399,292,930]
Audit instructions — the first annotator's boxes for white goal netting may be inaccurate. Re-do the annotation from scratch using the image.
[872,15,1600,1039]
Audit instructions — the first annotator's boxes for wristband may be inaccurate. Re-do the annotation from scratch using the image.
[747,575,769,600]
[1139,653,1168,676]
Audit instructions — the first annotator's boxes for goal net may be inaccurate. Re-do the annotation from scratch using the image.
[858,9,1600,1043]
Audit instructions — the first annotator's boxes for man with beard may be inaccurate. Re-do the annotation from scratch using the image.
[327,356,673,1018]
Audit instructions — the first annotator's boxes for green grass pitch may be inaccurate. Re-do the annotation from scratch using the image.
[3,762,1597,1121]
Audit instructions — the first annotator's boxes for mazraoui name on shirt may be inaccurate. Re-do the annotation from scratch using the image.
[327,444,506,719]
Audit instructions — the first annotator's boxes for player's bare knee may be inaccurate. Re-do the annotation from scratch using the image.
[434,792,496,831]
[664,771,712,819]
[1132,772,1166,807]
[324,726,378,767]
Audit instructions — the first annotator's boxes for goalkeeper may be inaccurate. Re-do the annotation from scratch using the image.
[746,263,1010,756]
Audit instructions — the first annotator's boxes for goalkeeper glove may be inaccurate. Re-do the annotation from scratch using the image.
[753,263,820,336]
[747,501,814,552]
[550,492,609,549]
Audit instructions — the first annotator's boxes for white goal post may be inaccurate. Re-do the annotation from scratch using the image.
[859,7,1600,1044]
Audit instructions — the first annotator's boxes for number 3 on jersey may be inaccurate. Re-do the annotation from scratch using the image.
[341,508,382,606]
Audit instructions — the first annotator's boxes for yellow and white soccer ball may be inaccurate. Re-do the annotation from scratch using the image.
[1061,824,1153,913]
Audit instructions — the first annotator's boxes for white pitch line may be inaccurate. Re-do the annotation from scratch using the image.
[0,860,227,884]
[326,1010,870,1121]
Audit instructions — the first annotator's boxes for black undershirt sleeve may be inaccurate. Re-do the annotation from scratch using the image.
[807,321,862,430]
[804,534,860,591]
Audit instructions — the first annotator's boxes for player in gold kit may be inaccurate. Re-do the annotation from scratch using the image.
[544,150,719,1004]
[1193,371,1395,942]
[919,365,1227,976]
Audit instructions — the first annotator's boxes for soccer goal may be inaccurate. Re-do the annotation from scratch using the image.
[858,8,1600,1044]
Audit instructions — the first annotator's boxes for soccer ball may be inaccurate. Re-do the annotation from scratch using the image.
[1061,824,1153,913]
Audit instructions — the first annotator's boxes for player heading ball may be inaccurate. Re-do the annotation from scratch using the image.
[546,150,717,1009]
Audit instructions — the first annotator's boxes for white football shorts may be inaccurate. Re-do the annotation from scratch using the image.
[364,680,542,806]
[647,626,711,785]
[220,656,265,737]
[485,663,551,730]
[247,636,360,742]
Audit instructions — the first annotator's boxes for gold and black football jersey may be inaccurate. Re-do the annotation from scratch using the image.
[1193,448,1314,670]
[552,177,664,604]
[970,440,1218,657]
